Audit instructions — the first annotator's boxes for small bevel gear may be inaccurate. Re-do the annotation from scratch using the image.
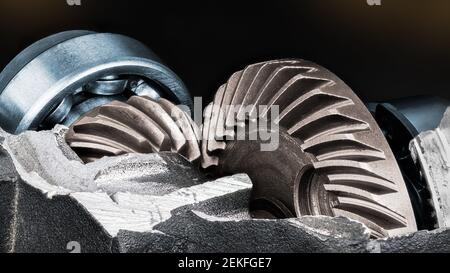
[66,96,201,163]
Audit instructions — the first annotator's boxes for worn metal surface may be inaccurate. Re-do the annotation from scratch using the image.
[0,127,251,252]
[0,31,192,134]
[410,107,450,229]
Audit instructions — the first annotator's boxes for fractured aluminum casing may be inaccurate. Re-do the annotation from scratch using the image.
[410,107,450,228]
[2,127,450,252]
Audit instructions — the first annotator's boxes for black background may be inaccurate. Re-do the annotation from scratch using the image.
[0,0,449,103]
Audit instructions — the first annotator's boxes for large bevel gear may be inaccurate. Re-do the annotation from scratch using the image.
[66,59,418,238]
[0,31,192,134]
[410,109,450,230]
[201,59,417,238]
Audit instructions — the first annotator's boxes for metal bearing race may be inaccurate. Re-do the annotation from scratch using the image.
[0,30,192,134]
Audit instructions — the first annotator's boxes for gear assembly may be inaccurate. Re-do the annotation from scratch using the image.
[1,31,450,250]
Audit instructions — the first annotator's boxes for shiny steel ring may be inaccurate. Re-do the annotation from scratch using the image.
[0,31,192,134]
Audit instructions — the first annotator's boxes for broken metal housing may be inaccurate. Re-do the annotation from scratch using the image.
[1,126,449,252]
[370,97,450,230]
[410,108,450,230]
[0,31,192,134]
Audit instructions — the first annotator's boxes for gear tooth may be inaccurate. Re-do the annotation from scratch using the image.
[249,65,313,117]
[208,85,227,152]
[287,109,371,142]
[158,98,202,162]
[219,71,242,139]
[314,160,396,186]
[96,100,172,151]
[69,141,126,157]
[336,196,408,228]
[225,63,264,130]
[265,78,334,118]
[66,131,136,155]
[301,134,386,162]
[182,109,202,142]
[272,88,349,127]
[325,183,408,229]
[69,114,155,154]
[126,96,186,152]
[201,103,219,168]
[325,174,398,193]
[237,60,306,120]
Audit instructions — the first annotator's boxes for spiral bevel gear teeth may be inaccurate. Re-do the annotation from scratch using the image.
[201,103,220,169]
[66,58,418,238]
[66,96,201,163]
[201,59,417,238]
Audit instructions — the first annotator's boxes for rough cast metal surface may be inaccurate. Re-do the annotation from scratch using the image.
[0,127,251,252]
[410,107,450,229]
[66,96,201,163]
[0,31,192,134]
[0,128,449,252]
[201,59,417,238]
